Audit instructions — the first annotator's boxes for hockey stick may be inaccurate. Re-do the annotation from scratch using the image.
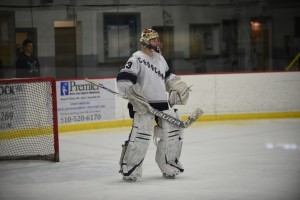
[85,78,203,128]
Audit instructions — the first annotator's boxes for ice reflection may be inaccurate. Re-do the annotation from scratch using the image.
[265,142,300,150]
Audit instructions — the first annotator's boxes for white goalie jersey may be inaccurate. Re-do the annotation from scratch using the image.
[117,50,174,104]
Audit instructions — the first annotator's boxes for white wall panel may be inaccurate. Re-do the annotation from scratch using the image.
[114,72,300,120]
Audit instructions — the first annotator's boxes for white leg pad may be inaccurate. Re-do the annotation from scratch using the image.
[120,112,154,179]
[154,109,184,176]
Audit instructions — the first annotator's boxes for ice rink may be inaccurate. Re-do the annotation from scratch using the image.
[1,118,300,200]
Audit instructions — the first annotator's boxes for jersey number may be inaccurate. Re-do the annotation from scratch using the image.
[125,61,132,69]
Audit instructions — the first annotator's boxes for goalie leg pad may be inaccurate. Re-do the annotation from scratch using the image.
[154,109,184,176]
[120,112,154,179]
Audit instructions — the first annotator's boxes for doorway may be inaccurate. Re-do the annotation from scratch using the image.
[54,21,81,79]
[0,11,15,78]
[250,17,273,71]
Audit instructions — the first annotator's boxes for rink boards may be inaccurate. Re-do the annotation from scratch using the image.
[57,71,300,133]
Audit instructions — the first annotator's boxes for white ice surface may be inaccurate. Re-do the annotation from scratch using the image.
[1,119,300,200]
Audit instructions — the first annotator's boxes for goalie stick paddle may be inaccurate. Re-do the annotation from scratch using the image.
[85,78,203,128]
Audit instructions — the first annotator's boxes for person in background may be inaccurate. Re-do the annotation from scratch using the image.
[16,39,40,78]
[116,28,190,181]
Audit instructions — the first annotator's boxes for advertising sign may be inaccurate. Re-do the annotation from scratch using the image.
[0,82,52,131]
[56,79,115,125]
[0,84,23,130]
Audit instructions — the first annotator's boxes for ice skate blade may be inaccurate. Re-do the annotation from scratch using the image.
[123,176,137,182]
[163,173,176,179]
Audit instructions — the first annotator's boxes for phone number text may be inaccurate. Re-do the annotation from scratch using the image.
[60,114,101,124]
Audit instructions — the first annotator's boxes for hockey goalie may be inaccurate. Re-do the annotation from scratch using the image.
[116,28,190,181]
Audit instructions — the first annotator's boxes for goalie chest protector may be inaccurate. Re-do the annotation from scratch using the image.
[120,50,170,104]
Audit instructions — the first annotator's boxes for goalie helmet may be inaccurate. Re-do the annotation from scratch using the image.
[140,28,161,53]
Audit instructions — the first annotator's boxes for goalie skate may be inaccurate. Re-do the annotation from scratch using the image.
[162,173,176,179]
[123,176,137,182]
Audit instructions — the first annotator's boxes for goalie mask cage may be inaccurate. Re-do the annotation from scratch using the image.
[0,77,59,162]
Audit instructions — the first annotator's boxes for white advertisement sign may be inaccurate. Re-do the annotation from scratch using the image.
[0,82,53,131]
[56,79,115,125]
[0,84,21,130]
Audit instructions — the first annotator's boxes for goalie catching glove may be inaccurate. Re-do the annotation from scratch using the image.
[166,76,191,107]
[125,84,150,114]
